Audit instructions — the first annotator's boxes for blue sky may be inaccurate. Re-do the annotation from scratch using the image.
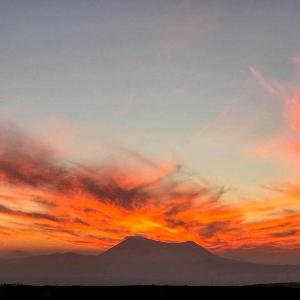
[1,0,300,198]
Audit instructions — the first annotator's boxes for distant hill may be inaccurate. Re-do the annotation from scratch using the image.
[1,236,300,285]
[220,245,300,265]
[0,250,30,259]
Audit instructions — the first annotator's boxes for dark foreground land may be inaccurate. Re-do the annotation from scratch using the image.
[0,284,299,300]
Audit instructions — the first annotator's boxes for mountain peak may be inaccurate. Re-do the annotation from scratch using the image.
[124,235,150,241]
[123,235,202,248]
[102,236,214,261]
[123,235,192,243]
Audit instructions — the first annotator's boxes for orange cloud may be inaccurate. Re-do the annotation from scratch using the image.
[0,118,299,254]
[286,92,300,133]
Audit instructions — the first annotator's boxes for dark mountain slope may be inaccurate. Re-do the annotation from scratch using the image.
[0,236,300,285]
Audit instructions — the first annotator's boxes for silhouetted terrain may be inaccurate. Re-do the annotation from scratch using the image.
[1,284,298,300]
[1,236,300,285]
[0,250,30,259]
[221,245,300,265]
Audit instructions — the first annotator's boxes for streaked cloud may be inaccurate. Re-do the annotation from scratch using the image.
[0,119,299,253]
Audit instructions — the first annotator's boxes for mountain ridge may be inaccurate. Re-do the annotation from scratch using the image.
[1,236,300,285]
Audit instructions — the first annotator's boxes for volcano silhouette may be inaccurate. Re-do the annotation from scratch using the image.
[102,236,214,261]
[1,236,300,285]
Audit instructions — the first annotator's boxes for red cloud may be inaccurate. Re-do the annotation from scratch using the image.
[0,119,299,253]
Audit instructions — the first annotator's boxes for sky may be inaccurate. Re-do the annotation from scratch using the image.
[0,0,300,257]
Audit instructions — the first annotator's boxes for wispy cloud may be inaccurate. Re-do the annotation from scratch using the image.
[0,116,299,252]
[248,57,300,173]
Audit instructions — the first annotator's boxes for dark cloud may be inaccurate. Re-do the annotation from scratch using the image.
[31,197,58,208]
[32,222,81,237]
[164,201,193,218]
[77,176,152,208]
[73,218,89,226]
[163,186,226,220]
[199,221,232,238]
[68,240,91,245]
[0,122,176,209]
[271,230,298,238]
[165,218,190,228]
[256,222,293,232]
[0,204,64,223]
[83,208,98,213]
[0,121,226,214]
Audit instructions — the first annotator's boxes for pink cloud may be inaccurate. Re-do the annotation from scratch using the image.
[248,56,300,173]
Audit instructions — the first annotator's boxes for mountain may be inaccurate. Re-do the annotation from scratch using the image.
[1,236,300,285]
[101,236,214,262]
[0,250,30,259]
[220,245,300,265]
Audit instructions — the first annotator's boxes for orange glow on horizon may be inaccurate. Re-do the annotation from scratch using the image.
[1,82,300,253]
[0,155,299,253]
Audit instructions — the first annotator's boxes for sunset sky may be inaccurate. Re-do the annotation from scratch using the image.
[0,0,300,256]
